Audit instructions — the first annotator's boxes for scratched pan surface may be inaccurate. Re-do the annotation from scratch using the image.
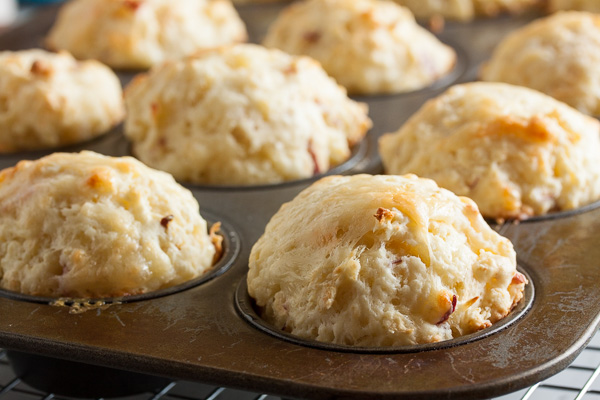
[1,4,600,400]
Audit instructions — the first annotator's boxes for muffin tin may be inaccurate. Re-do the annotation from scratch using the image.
[1,3,600,399]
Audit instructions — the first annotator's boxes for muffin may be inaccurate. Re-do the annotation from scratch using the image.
[379,82,600,221]
[0,151,220,298]
[392,0,542,21]
[0,49,124,153]
[248,174,527,346]
[46,0,247,69]
[481,11,600,116]
[548,0,600,12]
[263,0,456,95]
[124,44,372,185]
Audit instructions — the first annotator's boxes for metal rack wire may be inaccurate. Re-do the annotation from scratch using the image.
[1,330,599,400]
[0,350,277,400]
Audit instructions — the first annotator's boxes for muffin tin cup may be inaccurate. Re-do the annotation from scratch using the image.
[235,266,534,354]
[159,135,369,192]
[513,200,600,223]
[0,213,240,310]
[1,4,600,400]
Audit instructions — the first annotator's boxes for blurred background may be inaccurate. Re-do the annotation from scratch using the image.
[0,0,64,28]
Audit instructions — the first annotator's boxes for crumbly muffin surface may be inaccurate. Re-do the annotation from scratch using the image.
[46,0,247,69]
[264,0,456,94]
[379,82,600,220]
[0,49,123,153]
[125,44,371,185]
[248,174,526,346]
[0,151,217,298]
[482,11,600,116]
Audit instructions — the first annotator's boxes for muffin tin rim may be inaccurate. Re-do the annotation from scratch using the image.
[234,266,534,354]
[0,211,241,308]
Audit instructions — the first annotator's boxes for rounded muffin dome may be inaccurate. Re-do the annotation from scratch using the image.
[263,0,456,95]
[124,44,371,185]
[0,151,219,298]
[0,49,124,153]
[46,0,247,69]
[248,174,527,346]
[481,11,600,116]
[379,82,600,220]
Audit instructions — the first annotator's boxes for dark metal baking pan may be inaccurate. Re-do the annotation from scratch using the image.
[0,4,599,400]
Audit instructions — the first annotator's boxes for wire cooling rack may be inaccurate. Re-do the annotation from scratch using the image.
[1,330,599,400]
